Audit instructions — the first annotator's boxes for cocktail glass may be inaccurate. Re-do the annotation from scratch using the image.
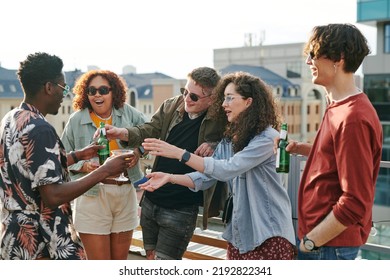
[110,149,134,182]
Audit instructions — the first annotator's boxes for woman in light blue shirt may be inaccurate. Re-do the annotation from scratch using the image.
[61,70,146,260]
[140,71,296,260]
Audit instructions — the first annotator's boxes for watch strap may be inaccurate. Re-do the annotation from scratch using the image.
[303,235,319,251]
[138,146,145,156]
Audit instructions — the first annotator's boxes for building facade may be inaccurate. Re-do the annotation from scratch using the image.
[356,0,390,259]
[357,0,390,159]
[214,43,326,143]
[0,68,176,136]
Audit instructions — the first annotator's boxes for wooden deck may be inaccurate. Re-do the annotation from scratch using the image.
[128,226,227,260]
[131,189,227,260]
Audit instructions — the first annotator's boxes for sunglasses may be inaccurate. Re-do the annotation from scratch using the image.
[87,86,111,96]
[180,88,209,102]
[307,51,316,60]
[52,82,70,97]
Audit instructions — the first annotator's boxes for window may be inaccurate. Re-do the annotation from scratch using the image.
[307,105,310,114]
[288,87,297,97]
[130,91,136,107]
[278,87,282,96]
[385,22,390,53]
[286,61,301,78]
[364,74,390,121]
[9,84,16,92]
[364,74,390,102]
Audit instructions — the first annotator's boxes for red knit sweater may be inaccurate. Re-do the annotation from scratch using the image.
[298,93,382,246]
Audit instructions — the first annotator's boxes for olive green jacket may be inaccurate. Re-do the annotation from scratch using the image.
[123,95,227,229]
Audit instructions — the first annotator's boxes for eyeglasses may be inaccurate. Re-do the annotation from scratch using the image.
[87,86,112,96]
[180,88,209,102]
[54,83,70,97]
[223,95,244,104]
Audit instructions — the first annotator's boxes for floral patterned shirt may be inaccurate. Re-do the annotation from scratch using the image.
[0,102,85,260]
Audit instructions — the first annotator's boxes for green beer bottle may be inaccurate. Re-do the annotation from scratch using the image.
[276,123,290,173]
[97,122,110,165]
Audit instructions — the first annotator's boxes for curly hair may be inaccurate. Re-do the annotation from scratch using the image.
[17,52,63,97]
[209,72,281,153]
[303,23,370,73]
[72,70,127,111]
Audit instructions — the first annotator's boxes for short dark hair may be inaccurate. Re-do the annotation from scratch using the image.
[188,67,221,95]
[304,23,370,73]
[17,52,64,96]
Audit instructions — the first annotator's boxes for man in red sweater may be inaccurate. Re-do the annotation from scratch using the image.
[285,24,382,260]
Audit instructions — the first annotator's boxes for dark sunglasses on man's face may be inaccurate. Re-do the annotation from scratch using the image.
[180,88,209,102]
[87,86,111,96]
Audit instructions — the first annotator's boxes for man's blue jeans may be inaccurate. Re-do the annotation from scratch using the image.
[297,239,360,260]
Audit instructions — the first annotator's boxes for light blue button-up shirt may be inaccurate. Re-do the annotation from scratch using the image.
[61,104,147,195]
[188,126,296,253]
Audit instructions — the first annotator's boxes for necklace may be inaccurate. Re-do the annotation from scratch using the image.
[93,110,112,121]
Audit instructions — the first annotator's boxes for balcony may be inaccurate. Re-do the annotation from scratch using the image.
[129,156,390,260]
[287,155,390,260]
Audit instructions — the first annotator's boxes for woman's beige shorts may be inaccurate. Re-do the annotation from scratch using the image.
[73,184,138,234]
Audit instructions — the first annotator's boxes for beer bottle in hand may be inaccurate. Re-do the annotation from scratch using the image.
[276,123,290,173]
[97,122,110,165]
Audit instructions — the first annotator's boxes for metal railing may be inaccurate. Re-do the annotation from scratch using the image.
[287,155,390,259]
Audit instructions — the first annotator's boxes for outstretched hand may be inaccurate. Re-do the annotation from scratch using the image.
[92,124,125,141]
[105,124,126,140]
[194,142,216,157]
[78,143,104,161]
[139,172,170,192]
[142,138,183,160]
[273,136,299,154]
[101,152,135,177]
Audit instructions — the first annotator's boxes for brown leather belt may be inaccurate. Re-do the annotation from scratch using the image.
[100,177,131,186]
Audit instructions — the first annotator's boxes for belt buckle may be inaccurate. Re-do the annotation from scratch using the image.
[116,178,130,186]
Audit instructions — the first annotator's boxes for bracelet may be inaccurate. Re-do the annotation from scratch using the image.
[170,174,176,185]
[70,151,79,163]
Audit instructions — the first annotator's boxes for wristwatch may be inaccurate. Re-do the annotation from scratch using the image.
[138,146,145,157]
[303,235,319,251]
[180,150,191,163]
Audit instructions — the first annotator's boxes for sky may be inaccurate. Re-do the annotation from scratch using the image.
[0,0,377,79]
